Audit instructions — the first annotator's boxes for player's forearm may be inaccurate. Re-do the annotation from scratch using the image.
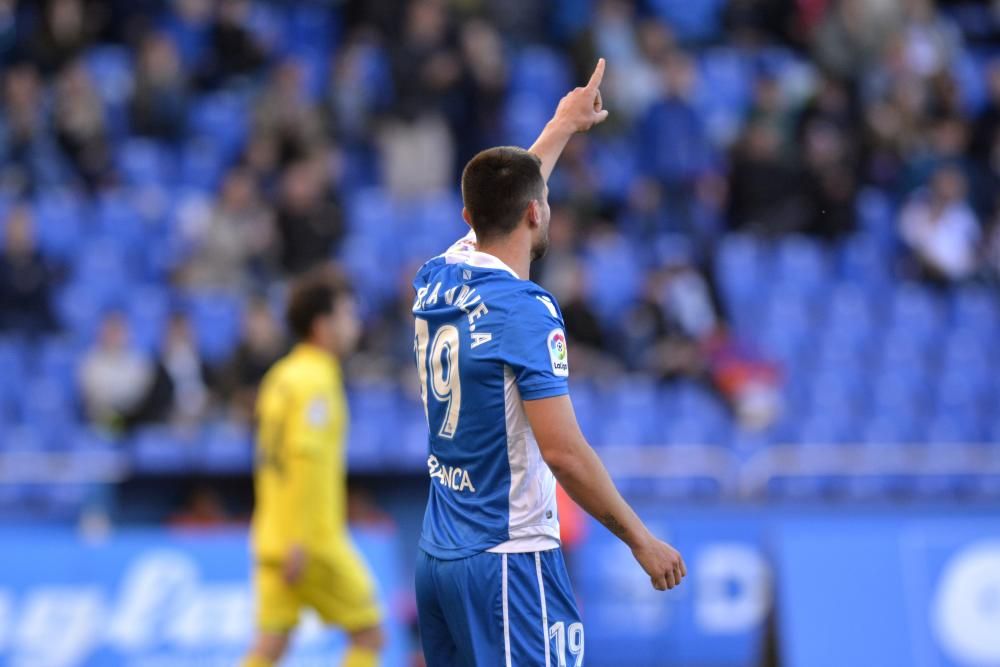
[528,118,575,183]
[547,442,652,550]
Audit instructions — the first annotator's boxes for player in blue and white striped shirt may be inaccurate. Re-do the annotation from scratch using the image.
[412,58,686,666]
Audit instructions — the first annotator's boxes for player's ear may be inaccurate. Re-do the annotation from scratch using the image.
[526,200,540,229]
[462,207,473,229]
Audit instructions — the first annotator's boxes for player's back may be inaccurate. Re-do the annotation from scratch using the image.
[412,235,571,559]
[252,344,348,562]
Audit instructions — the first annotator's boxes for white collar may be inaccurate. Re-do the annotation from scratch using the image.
[464,251,522,280]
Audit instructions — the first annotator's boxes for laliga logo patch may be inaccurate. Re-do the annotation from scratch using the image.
[548,329,569,377]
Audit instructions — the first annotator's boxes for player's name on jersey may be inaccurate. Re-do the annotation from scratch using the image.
[413,282,493,348]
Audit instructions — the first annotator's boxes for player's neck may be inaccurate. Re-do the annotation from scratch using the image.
[475,238,530,281]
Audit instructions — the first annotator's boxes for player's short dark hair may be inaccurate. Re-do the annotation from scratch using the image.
[461,146,544,243]
[285,267,353,340]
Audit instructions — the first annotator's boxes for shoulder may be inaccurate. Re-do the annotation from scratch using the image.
[508,283,563,322]
[262,355,325,403]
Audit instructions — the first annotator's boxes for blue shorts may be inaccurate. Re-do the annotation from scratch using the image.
[416,548,585,667]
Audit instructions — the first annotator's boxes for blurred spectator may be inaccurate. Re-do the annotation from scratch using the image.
[53,60,111,189]
[169,485,232,528]
[972,59,1000,167]
[554,264,617,378]
[130,32,189,141]
[0,63,58,195]
[179,165,277,291]
[253,58,326,167]
[898,0,961,78]
[727,120,805,235]
[131,313,212,427]
[812,0,899,82]
[0,206,57,335]
[621,269,706,380]
[747,74,796,154]
[197,0,266,89]
[326,32,390,145]
[377,0,457,195]
[274,157,344,275]
[900,164,981,283]
[800,118,857,239]
[723,0,797,47]
[23,0,98,76]
[454,19,508,165]
[573,0,666,123]
[358,270,425,381]
[218,299,287,421]
[637,50,715,240]
[0,0,16,65]
[79,312,155,428]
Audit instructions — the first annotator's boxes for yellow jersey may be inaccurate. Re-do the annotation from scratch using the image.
[251,343,349,563]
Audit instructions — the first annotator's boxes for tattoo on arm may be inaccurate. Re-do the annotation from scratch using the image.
[601,513,627,538]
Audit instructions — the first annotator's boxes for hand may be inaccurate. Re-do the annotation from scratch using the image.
[631,536,686,591]
[283,544,307,585]
[551,58,609,134]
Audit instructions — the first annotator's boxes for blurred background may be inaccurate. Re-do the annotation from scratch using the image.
[1,0,999,665]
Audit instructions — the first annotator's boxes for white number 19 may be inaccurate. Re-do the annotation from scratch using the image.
[550,621,584,667]
[414,318,461,439]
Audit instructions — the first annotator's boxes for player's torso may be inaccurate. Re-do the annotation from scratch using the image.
[412,258,559,558]
[253,347,348,555]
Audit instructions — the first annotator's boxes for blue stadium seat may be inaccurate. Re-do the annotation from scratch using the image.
[889,283,945,342]
[200,422,253,473]
[503,91,553,151]
[839,233,893,290]
[952,287,998,333]
[117,138,177,187]
[32,190,86,260]
[952,50,988,114]
[0,338,26,419]
[715,234,763,324]
[855,188,896,248]
[19,378,78,438]
[775,236,831,297]
[84,45,134,110]
[73,239,131,303]
[131,426,193,473]
[178,138,225,190]
[54,282,109,345]
[188,92,249,160]
[694,48,752,144]
[510,48,571,110]
[0,424,46,452]
[648,0,724,41]
[346,187,398,238]
[128,285,171,354]
[185,290,244,363]
[583,236,642,322]
[868,374,924,429]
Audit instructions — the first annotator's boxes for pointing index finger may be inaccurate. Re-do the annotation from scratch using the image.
[586,58,606,90]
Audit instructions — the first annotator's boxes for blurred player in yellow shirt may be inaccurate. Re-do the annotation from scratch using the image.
[243,270,384,667]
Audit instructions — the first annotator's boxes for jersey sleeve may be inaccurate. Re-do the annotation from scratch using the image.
[498,290,570,401]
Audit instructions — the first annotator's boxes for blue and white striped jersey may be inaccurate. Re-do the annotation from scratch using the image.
[412,232,570,559]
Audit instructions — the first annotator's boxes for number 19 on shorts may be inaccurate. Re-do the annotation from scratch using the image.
[550,621,584,667]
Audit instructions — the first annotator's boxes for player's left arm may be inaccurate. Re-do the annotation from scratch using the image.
[529,57,609,183]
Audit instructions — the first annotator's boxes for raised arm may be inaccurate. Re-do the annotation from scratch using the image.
[524,394,686,591]
[529,58,610,183]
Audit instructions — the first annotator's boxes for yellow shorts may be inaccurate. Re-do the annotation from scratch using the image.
[254,543,383,634]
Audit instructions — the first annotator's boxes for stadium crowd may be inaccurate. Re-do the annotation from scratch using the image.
[1,0,1000,504]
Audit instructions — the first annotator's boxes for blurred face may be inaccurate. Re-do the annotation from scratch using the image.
[100,314,129,350]
[530,183,551,262]
[4,208,36,255]
[316,295,361,357]
[932,168,966,203]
